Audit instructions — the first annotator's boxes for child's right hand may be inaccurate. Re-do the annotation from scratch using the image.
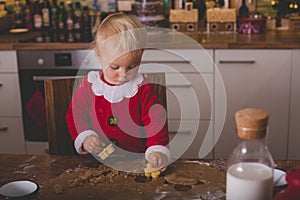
[83,135,106,154]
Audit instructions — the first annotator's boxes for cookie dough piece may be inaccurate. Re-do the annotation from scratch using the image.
[164,173,198,185]
[144,163,161,180]
[98,143,115,160]
[53,184,64,194]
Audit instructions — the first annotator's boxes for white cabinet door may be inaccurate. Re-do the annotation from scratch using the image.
[214,50,292,160]
[140,49,214,159]
[168,120,212,159]
[0,51,18,73]
[0,118,26,154]
[288,50,300,159]
[0,74,22,117]
[0,51,25,154]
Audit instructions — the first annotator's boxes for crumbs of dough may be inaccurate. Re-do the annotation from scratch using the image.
[53,184,63,194]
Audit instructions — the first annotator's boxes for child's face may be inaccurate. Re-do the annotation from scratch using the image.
[100,50,142,85]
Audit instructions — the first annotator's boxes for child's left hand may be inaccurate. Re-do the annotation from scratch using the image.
[148,151,169,171]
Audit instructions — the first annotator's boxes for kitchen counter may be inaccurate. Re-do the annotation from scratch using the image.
[1,30,300,50]
[0,153,299,199]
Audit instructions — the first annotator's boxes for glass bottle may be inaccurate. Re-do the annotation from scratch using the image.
[58,1,67,42]
[24,0,33,30]
[40,0,51,29]
[32,0,42,30]
[73,2,82,42]
[12,0,25,29]
[239,0,249,18]
[51,0,59,41]
[81,6,92,42]
[226,108,275,200]
[66,2,74,42]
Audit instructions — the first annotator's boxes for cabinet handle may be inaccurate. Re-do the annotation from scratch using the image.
[167,84,192,88]
[219,60,256,64]
[0,82,2,87]
[33,75,84,81]
[169,130,191,135]
[141,60,190,64]
[0,126,8,132]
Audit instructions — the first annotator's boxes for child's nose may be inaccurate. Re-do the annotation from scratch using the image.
[119,69,128,77]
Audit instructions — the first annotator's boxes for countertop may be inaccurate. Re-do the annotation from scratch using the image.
[0,153,299,199]
[0,30,300,50]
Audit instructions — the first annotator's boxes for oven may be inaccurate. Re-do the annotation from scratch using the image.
[17,50,99,142]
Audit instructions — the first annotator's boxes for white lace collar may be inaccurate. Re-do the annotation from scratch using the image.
[87,71,144,103]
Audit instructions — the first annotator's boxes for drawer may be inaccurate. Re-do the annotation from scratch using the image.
[0,74,22,117]
[0,51,18,73]
[168,119,213,159]
[142,49,213,73]
[166,73,212,120]
[0,117,26,154]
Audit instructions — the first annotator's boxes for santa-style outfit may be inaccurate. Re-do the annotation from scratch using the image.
[66,70,170,161]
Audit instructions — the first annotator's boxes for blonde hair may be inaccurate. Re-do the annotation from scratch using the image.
[92,13,147,56]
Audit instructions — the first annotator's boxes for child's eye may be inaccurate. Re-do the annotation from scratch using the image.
[128,66,137,70]
[110,65,119,70]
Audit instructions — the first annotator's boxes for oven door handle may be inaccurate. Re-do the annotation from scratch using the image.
[33,75,84,81]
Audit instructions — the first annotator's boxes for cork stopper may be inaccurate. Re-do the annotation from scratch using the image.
[235,108,269,140]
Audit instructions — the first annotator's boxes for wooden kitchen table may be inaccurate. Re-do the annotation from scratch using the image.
[0,154,299,199]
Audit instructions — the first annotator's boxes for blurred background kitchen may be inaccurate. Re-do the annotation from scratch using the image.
[0,0,299,42]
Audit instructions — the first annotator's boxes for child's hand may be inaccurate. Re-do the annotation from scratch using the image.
[148,151,169,171]
[83,135,105,154]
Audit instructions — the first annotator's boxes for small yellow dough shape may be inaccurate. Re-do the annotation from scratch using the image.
[98,143,115,160]
[144,163,161,180]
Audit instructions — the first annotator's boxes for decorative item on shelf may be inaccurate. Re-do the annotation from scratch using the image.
[131,0,165,27]
[238,12,267,34]
[169,1,199,32]
[206,8,236,33]
[289,16,300,31]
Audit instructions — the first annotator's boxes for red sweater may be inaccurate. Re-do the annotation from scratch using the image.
[66,71,169,154]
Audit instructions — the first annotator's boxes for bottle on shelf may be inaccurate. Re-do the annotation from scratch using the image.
[51,0,59,41]
[24,0,33,30]
[32,0,42,31]
[40,0,51,29]
[73,1,82,42]
[66,2,75,42]
[82,6,92,42]
[40,0,52,42]
[226,108,275,200]
[58,1,67,42]
[239,0,249,18]
[12,0,25,29]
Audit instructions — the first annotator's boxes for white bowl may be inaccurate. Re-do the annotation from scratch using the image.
[0,180,39,198]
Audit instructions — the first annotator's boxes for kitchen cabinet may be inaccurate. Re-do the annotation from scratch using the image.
[140,49,214,159]
[288,50,300,159]
[214,49,292,160]
[0,51,26,154]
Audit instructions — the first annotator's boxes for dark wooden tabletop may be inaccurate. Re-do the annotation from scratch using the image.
[0,153,299,199]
